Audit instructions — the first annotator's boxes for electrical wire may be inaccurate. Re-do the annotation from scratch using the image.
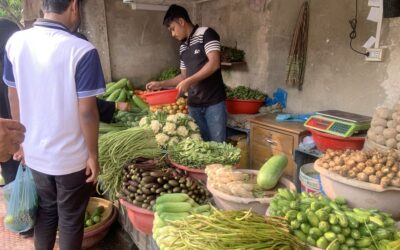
[349,0,369,56]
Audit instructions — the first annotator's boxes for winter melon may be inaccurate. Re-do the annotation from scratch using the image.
[257,154,288,190]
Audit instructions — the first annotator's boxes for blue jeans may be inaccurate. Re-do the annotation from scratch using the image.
[188,101,227,142]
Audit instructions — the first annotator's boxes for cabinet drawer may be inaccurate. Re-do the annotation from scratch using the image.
[251,143,295,177]
[252,126,294,154]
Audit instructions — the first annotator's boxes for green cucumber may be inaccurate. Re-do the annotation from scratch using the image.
[256,155,288,190]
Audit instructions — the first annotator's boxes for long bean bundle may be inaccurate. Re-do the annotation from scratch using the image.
[155,208,307,250]
[97,127,161,200]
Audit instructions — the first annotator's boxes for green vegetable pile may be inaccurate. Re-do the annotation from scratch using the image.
[226,85,267,100]
[168,138,241,169]
[158,68,180,81]
[84,205,104,228]
[99,122,128,135]
[269,189,399,250]
[221,46,245,63]
[114,110,148,127]
[153,207,307,250]
[100,78,149,111]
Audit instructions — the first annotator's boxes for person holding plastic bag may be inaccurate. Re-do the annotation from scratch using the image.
[3,0,105,249]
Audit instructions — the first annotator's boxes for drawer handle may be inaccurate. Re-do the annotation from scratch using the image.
[265,137,277,145]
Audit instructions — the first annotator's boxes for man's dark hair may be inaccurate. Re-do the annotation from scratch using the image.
[42,0,81,14]
[163,4,192,27]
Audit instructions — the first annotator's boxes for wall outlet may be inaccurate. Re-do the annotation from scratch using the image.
[365,48,384,62]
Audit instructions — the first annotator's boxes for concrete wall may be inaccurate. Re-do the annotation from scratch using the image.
[82,0,193,85]
[199,0,399,116]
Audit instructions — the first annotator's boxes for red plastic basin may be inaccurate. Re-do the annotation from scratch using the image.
[169,159,207,183]
[309,129,365,152]
[143,89,178,105]
[120,199,154,235]
[226,99,264,114]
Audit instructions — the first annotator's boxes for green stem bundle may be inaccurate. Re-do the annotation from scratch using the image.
[97,127,161,200]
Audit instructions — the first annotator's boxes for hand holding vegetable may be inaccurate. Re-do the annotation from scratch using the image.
[146,81,162,91]
[115,102,132,112]
[176,78,192,95]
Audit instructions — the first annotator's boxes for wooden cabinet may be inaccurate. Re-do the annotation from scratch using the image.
[250,114,309,178]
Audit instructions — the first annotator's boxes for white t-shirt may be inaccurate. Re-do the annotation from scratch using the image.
[3,20,105,175]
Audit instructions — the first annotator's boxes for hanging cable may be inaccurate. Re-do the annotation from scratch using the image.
[349,0,369,56]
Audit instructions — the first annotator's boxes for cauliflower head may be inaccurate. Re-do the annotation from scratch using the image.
[163,122,176,135]
[139,117,148,127]
[190,133,202,141]
[150,120,162,134]
[166,114,178,123]
[176,126,189,137]
[188,121,198,131]
[155,133,169,146]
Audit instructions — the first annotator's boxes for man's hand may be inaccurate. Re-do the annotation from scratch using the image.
[146,81,162,91]
[0,119,25,162]
[85,156,99,183]
[116,102,131,111]
[13,146,25,164]
[176,78,192,94]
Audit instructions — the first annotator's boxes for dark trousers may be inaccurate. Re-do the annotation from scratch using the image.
[30,168,92,250]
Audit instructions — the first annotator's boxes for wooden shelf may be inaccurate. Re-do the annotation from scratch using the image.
[221,61,246,67]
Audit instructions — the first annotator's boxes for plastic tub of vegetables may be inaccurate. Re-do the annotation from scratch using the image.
[168,139,241,183]
[314,149,400,219]
[225,86,266,114]
[206,168,295,215]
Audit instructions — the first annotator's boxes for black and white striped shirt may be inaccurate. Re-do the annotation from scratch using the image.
[179,25,226,107]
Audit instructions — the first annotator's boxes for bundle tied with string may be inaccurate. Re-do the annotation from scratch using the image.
[286,1,309,91]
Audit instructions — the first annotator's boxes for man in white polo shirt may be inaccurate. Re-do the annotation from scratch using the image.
[3,0,105,249]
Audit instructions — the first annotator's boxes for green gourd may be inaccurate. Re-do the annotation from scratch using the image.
[256,154,288,190]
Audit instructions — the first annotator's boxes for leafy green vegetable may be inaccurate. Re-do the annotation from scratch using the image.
[169,139,241,169]
[226,85,267,100]
[158,68,180,81]
[221,46,245,62]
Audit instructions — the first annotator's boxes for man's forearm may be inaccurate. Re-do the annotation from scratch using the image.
[79,107,100,158]
[160,73,185,87]
[8,87,20,121]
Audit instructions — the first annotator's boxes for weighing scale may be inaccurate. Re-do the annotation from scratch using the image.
[304,110,371,137]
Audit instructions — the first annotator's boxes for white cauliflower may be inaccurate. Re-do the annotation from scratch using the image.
[176,126,189,137]
[163,122,176,135]
[190,133,202,141]
[150,120,162,134]
[166,114,178,123]
[188,121,198,131]
[155,133,169,146]
[168,136,179,146]
[176,113,186,119]
[139,117,148,127]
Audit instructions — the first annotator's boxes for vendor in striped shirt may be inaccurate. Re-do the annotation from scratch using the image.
[146,4,227,142]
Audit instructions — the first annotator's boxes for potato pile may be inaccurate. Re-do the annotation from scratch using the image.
[367,104,400,150]
[316,149,400,187]
[149,97,188,114]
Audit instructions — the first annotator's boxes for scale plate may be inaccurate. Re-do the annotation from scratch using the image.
[316,110,371,123]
